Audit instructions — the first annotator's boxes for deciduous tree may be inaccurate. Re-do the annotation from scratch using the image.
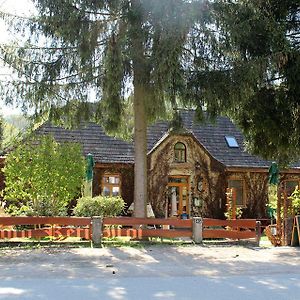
[3,135,85,216]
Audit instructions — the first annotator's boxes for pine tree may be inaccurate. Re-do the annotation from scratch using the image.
[211,0,300,165]
[3,1,296,215]
[0,0,225,217]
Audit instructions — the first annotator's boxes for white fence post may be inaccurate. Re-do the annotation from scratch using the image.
[92,216,102,247]
[193,217,203,244]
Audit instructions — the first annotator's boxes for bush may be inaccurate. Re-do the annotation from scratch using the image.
[289,186,300,216]
[74,196,125,217]
[3,135,85,216]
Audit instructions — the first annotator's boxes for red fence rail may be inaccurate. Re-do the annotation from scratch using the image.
[0,216,91,240]
[203,218,260,241]
[0,216,260,243]
[103,217,192,239]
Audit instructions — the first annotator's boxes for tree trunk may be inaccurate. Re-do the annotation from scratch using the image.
[133,86,147,218]
[131,0,147,218]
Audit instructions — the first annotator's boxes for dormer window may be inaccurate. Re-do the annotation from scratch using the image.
[225,136,239,148]
[174,142,186,162]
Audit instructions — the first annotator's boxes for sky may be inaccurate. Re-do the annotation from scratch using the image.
[0,0,34,116]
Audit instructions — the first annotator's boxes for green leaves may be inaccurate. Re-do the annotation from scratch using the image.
[74,195,125,217]
[3,135,85,216]
[1,0,299,166]
[211,0,300,164]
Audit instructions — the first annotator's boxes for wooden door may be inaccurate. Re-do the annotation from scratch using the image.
[167,176,189,217]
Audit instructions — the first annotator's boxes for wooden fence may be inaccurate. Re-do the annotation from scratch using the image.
[0,216,261,244]
[203,218,260,241]
[103,217,192,239]
[0,216,91,240]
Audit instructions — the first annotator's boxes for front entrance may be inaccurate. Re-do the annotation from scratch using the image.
[167,176,189,218]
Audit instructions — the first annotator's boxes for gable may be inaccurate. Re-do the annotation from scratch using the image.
[148,133,218,172]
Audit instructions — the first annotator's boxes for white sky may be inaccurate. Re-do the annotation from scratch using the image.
[0,0,35,116]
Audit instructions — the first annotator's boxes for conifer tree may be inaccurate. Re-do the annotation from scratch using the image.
[212,0,300,164]
[2,0,298,216]
[0,0,223,217]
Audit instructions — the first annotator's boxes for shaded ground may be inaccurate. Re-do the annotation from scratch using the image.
[0,244,299,299]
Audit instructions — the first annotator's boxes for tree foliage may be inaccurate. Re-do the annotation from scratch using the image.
[213,0,300,164]
[1,0,299,215]
[3,135,85,216]
[1,114,29,149]
[0,1,221,126]
[0,0,224,217]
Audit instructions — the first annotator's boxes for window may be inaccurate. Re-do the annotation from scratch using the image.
[174,142,186,162]
[285,180,299,196]
[102,174,121,197]
[225,136,239,148]
[228,179,245,206]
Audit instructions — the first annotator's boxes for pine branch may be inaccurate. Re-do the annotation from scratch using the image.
[0,10,35,21]
[0,39,108,52]
[68,3,122,20]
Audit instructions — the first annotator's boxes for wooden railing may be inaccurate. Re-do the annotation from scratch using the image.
[103,217,192,239]
[0,216,261,244]
[203,218,260,242]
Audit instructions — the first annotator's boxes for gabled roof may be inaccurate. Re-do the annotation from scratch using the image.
[35,110,300,169]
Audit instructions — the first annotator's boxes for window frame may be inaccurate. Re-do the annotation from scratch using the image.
[101,174,121,197]
[225,136,239,148]
[174,142,187,163]
[227,178,246,207]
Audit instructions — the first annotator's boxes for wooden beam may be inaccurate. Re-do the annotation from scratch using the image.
[95,163,133,169]
[226,167,300,174]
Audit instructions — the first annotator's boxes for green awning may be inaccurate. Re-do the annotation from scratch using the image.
[268,162,279,185]
[85,153,94,181]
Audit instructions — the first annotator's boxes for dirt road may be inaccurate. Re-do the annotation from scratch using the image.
[1,245,299,299]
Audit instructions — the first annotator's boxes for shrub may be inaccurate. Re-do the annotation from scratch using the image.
[289,186,300,216]
[74,196,125,217]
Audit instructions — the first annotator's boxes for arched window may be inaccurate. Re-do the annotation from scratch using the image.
[174,142,186,162]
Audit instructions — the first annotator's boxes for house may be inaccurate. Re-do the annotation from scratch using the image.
[2,110,300,219]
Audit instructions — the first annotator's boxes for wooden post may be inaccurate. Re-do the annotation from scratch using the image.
[283,190,288,246]
[291,216,300,246]
[192,217,203,244]
[232,188,236,220]
[255,221,261,247]
[92,216,102,247]
[276,187,282,245]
